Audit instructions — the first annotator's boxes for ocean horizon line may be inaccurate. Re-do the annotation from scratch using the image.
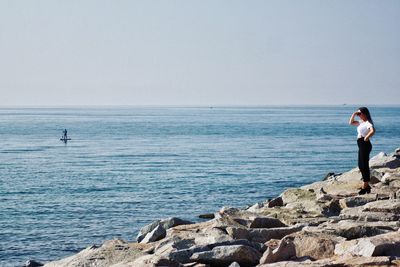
[1,103,400,109]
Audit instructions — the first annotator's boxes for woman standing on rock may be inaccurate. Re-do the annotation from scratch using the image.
[349,107,375,195]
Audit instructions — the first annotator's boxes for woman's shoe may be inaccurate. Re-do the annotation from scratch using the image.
[358,188,367,195]
[358,185,371,195]
[365,185,371,194]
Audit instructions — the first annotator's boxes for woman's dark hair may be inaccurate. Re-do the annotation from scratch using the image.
[359,107,374,125]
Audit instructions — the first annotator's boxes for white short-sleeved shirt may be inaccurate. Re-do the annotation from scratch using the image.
[357,121,373,138]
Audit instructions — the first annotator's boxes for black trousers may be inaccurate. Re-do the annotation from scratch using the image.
[357,138,372,182]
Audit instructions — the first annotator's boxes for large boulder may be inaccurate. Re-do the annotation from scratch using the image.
[249,217,287,228]
[259,232,345,264]
[43,239,147,267]
[339,200,400,222]
[306,220,399,240]
[281,188,316,205]
[259,236,296,264]
[120,254,182,267]
[370,153,400,169]
[250,224,305,243]
[258,256,393,267]
[137,217,193,242]
[24,260,43,267]
[335,231,400,257]
[362,199,400,213]
[167,239,265,264]
[338,195,377,209]
[140,225,167,244]
[190,245,261,267]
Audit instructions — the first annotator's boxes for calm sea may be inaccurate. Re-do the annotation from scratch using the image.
[1,106,399,266]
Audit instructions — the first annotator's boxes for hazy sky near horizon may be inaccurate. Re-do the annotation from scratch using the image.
[0,1,399,106]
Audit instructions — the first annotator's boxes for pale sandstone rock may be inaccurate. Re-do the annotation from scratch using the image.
[248,224,305,243]
[190,245,261,267]
[281,188,316,205]
[257,256,393,266]
[335,231,400,257]
[370,154,400,169]
[44,239,147,267]
[339,194,377,209]
[259,232,344,264]
[362,199,400,213]
[304,220,399,240]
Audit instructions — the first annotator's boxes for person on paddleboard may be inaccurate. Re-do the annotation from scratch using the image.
[63,129,68,139]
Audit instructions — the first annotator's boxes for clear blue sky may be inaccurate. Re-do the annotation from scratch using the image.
[0,1,399,106]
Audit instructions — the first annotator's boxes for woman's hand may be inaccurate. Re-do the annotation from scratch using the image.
[349,111,360,126]
[364,137,369,142]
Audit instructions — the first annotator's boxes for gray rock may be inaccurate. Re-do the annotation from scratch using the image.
[24,260,44,267]
[198,213,215,219]
[249,217,287,229]
[246,202,264,212]
[370,152,387,161]
[339,195,376,209]
[137,217,193,242]
[281,188,316,205]
[267,196,283,208]
[259,256,393,267]
[370,154,400,169]
[248,224,305,243]
[43,239,145,267]
[207,239,267,253]
[190,245,261,267]
[127,254,182,267]
[312,220,399,240]
[259,236,296,264]
[140,225,167,243]
[226,227,250,240]
[169,246,210,264]
[228,262,241,267]
[168,239,266,264]
[260,231,345,264]
[137,219,161,242]
[362,199,400,213]
[335,231,400,257]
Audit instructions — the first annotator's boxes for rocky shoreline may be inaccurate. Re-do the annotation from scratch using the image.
[27,148,400,267]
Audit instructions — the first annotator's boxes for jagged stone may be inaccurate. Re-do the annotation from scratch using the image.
[370,154,400,169]
[124,254,182,267]
[306,220,399,240]
[281,188,316,205]
[198,213,215,219]
[140,225,167,244]
[259,236,296,264]
[267,197,283,208]
[362,199,400,213]
[24,260,44,267]
[248,224,305,243]
[339,195,377,209]
[137,217,193,242]
[335,231,400,257]
[190,245,261,267]
[258,256,393,267]
[259,232,344,264]
[247,202,265,212]
[43,239,146,267]
[249,217,287,228]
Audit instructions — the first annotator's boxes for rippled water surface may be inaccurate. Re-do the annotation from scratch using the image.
[1,106,399,266]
